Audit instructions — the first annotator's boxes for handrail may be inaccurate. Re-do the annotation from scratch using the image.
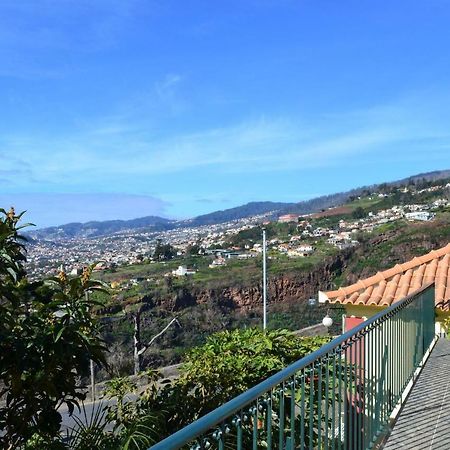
[150,282,435,450]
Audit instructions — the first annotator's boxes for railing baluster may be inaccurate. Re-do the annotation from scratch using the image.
[308,364,314,450]
[317,358,323,449]
[331,352,336,450]
[252,402,258,450]
[279,383,285,450]
[300,368,306,450]
[338,345,343,450]
[325,355,330,449]
[343,342,348,450]
[233,413,242,450]
[358,331,364,450]
[266,391,272,450]
[351,338,357,450]
[290,375,296,449]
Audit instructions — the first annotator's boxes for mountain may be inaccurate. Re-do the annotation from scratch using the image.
[188,170,450,224]
[389,169,450,186]
[279,169,450,216]
[28,169,450,240]
[185,201,295,226]
[28,216,175,240]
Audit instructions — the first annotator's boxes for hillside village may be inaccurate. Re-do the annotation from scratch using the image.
[25,180,450,289]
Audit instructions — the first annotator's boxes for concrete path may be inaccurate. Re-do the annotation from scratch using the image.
[383,338,450,449]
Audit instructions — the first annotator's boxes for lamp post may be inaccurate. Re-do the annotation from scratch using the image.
[262,228,267,330]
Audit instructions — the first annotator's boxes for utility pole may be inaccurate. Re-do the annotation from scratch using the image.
[262,228,267,330]
[86,291,95,401]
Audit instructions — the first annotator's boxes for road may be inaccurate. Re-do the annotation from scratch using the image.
[59,363,181,432]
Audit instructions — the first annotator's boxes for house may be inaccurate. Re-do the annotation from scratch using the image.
[298,244,314,254]
[70,267,83,276]
[209,257,227,268]
[405,211,435,221]
[287,246,313,257]
[318,243,450,335]
[172,265,196,276]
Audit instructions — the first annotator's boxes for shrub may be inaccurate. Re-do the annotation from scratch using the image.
[0,208,109,448]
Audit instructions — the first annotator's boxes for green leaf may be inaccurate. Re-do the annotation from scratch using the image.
[55,326,66,342]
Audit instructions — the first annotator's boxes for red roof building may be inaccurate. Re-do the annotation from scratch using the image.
[319,243,450,334]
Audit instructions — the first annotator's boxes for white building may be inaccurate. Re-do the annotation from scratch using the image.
[172,265,196,276]
[405,211,435,222]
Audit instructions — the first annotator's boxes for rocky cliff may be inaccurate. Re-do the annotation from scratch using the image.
[159,252,351,311]
[158,217,450,312]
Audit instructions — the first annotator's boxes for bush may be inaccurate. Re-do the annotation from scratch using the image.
[158,328,331,431]
[0,208,109,448]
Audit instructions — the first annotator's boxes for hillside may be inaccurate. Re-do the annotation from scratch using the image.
[187,169,450,225]
[28,215,175,240]
[185,201,294,226]
[28,169,450,240]
[79,175,450,373]
[96,209,450,372]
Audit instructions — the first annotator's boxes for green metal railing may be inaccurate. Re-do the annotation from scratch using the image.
[150,283,435,450]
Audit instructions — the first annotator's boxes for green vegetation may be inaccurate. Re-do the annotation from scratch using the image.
[343,212,450,277]
[172,328,331,421]
[0,208,108,448]
[103,328,332,446]
[2,207,339,449]
[91,179,450,374]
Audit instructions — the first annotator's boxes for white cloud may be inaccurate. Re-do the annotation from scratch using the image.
[2,90,450,190]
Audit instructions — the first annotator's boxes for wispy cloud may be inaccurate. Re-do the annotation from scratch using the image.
[154,73,187,114]
[2,90,450,193]
[156,74,183,97]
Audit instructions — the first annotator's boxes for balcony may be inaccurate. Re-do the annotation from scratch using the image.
[149,283,446,449]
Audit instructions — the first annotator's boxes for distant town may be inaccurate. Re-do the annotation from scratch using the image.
[25,182,450,282]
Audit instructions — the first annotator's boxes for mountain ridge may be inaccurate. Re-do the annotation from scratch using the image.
[28,169,450,240]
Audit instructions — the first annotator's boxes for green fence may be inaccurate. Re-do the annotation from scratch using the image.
[150,283,435,450]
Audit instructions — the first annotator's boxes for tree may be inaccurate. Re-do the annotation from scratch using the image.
[185,243,201,256]
[153,240,176,260]
[0,208,109,448]
[131,303,180,375]
[352,206,365,219]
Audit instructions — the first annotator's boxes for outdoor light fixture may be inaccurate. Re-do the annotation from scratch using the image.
[322,313,333,328]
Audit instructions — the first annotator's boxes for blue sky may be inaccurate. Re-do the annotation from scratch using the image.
[1,0,450,227]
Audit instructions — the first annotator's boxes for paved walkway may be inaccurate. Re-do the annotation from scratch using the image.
[384,338,450,450]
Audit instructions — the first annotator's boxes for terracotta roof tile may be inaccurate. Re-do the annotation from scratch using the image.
[359,285,375,304]
[445,263,450,302]
[367,279,387,305]
[435,254,449,304]
[320,243,450,311]
[396,269,413,299]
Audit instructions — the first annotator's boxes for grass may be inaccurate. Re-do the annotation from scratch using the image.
[346,196,384,210]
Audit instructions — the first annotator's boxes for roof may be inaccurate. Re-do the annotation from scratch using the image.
[319,243,450,312]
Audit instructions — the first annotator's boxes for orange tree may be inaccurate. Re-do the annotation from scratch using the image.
[0,208,108,449]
